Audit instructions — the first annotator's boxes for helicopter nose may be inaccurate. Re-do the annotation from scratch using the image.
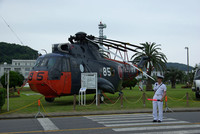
[28,71,58,97]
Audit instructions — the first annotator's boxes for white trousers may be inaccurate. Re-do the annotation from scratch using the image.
[152,101,163,121]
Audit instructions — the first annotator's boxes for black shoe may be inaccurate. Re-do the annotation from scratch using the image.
[153,120,157,122]
[158,120,162,123]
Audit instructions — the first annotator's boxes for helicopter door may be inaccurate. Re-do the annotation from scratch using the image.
[60,58,71,94]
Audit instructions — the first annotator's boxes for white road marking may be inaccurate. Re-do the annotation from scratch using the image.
[85,114,152,119]
[90,116,154,121]
[85,114,160,121]
[113,124,200,132]
[104,120,188,127]
[37,118,59,131]
[133,129,200,134]
[85,113,200,133]
[98,118,177,124]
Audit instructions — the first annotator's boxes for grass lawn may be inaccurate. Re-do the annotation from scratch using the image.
[0,84,200,115]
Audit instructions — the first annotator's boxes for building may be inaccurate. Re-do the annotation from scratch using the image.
[0,59,36,78]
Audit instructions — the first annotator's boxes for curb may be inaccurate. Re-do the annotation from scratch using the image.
[1,108,200,120]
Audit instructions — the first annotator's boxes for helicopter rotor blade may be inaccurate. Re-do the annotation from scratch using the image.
[95,37,144,49]
[93,41,126,52]
[94,39,139,53]
[86,37,155,81]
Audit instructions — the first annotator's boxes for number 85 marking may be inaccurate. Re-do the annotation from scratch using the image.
[28,72,44,81]
[103,67,111,76]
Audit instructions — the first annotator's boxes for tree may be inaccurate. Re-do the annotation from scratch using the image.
[131,42,167,91]
[164,68,183,88]
[0,42,38,64]
[0,71,24,90]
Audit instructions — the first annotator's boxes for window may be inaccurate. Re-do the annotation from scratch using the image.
[47,58,57,69]
[40,58,49,67]
[35,56,62,71]
[4,68,11,71]
[34,57,43,67]
[25,68,30,71]
[62,58,70,72]
[14,68,21,72]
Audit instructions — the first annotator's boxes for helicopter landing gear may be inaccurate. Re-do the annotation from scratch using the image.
[45,97,55,103]
[118,91,123,97]
[94,94,104,103]
[100,95,105,102]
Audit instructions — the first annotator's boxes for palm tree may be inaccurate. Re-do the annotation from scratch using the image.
[164,68,184,88]
[131,42,167,91]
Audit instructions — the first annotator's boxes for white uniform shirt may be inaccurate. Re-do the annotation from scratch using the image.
[153,82,167,100]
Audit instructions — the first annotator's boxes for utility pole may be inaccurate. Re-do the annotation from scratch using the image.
[6,70,10,111]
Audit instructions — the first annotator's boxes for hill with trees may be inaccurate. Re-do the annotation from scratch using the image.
[166,62,194,71]
[0,42,38,64]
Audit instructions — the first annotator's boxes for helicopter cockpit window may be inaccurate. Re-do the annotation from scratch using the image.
[34,57,43,67]
[62,58,70,72]
[40,58,49,67]
[35,57,62,70]
[47,57,57,69]
[47,57,62,80]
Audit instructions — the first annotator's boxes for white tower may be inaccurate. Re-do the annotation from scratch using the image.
[98,22,107,45]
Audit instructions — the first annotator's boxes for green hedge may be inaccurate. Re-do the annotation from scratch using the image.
[122,78,138,90]
[0,88,6,111]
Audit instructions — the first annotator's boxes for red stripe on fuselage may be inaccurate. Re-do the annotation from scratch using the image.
[105,58,130,65]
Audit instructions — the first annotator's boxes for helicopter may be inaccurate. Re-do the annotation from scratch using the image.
[28,32,153,102]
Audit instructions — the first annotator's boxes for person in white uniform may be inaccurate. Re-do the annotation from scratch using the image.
[152,75,167,123]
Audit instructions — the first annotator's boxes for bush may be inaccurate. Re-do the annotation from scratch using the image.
[0,71,24,89]
[122,78,138,90]
[0,88,6,111]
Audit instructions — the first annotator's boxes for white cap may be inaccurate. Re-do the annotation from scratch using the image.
[157,75,164,79]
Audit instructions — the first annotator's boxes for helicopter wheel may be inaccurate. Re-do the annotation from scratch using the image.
[94,94,104,103]
[45,97,55,103]
[118,91,123,97]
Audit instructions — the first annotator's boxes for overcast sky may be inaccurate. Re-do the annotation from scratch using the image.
[0,0,199,67]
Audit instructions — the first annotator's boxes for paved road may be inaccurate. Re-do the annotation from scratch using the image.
[0,112,200,134]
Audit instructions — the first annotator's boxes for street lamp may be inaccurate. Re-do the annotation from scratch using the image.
[185,47,189,84]
[185,47,189,75]
[4,69,9,111]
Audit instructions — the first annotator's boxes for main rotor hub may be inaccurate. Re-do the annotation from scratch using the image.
[75,32,87,41]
